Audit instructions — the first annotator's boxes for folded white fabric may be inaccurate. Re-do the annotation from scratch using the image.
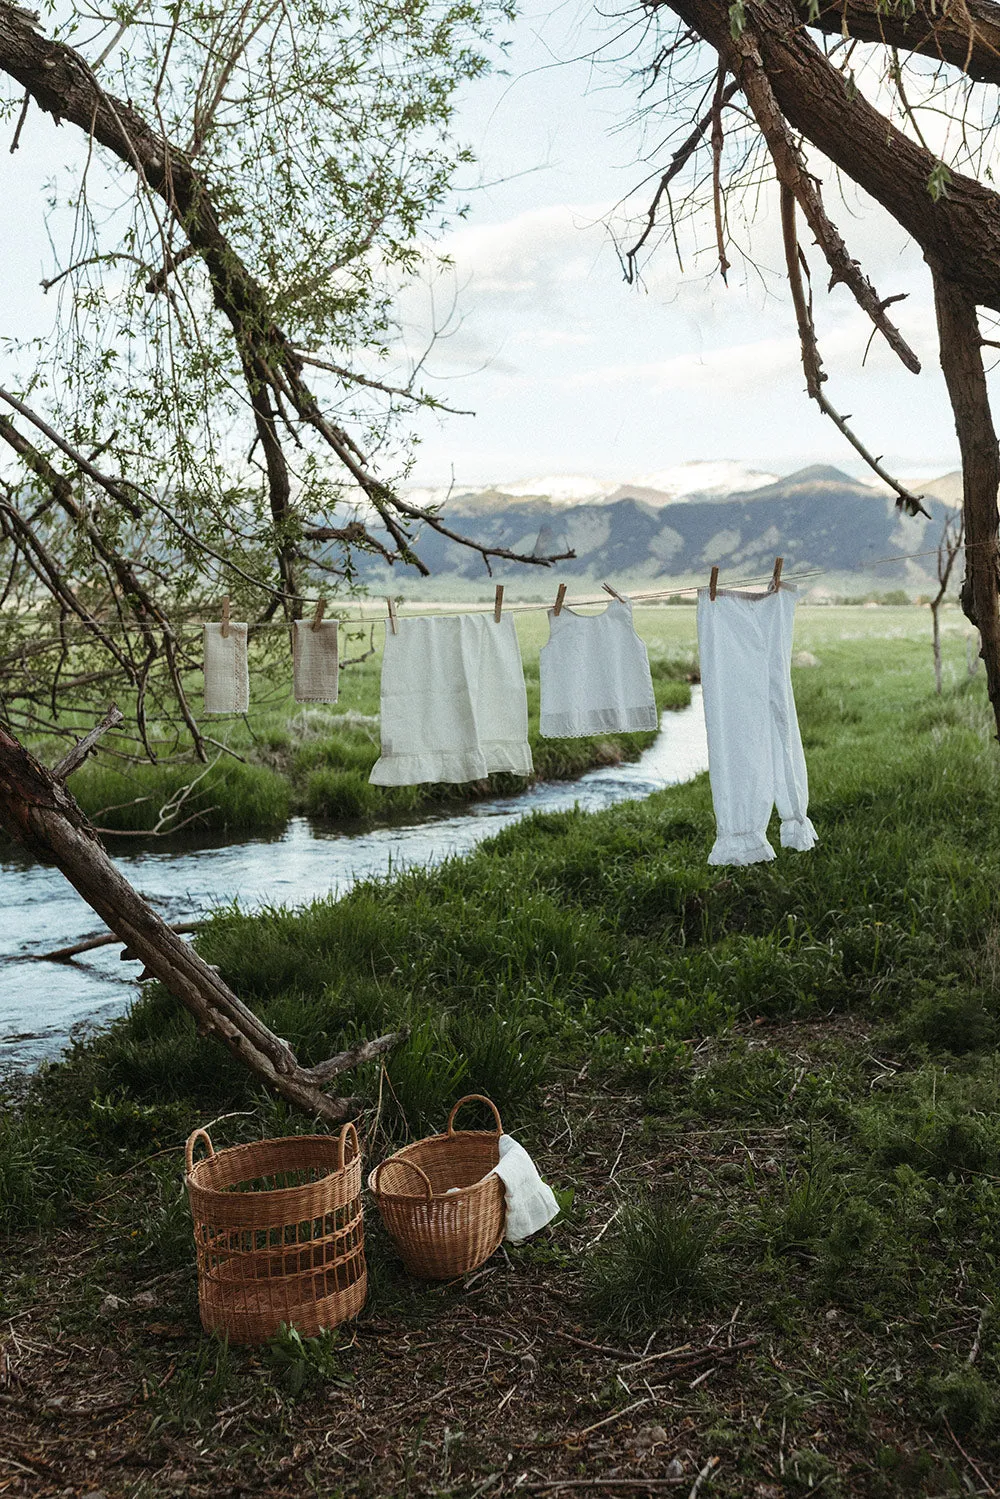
[539,597,657,738]
[696,584,817,865]
[293,618,339,704]
[490,1134,559,1244]
[203,622,249,714]
[370,613,532,785]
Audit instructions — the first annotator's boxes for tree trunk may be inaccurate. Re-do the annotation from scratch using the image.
[0,721,403,1118]
[931,273,1000,739]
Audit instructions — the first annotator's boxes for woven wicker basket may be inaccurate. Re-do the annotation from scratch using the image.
[185,1123,366,1343]
[369,1094,506,1279]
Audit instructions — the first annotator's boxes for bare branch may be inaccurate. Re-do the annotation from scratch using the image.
[624,78,741,279]
[710,60,731,282]
[780,186,929,515]
[51,703,124,781]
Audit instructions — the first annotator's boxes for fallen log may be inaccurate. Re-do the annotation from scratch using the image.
[0,712,403,1121]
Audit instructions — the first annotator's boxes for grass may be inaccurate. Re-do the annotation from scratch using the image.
[3,601,1000,1493]
[38,605,695,835]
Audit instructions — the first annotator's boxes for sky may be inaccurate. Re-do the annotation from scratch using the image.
[394,1,969,488]
[0,3,980,491]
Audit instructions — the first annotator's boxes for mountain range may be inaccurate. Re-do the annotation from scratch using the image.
[353,464,963,598]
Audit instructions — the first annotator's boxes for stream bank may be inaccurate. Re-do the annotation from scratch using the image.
[1,690,707,1071]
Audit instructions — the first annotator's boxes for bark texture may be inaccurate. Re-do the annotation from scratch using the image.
[808,0,1000,86]
[931,274,1000,738]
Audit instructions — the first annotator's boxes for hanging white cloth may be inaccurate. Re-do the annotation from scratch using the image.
[539,597,658,737]
[369,612,532,785]
[696,584,817,865]
[293,618,339,704]
[203,622,249,715]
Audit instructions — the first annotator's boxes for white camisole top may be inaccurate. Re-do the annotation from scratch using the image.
[539,597,658,738]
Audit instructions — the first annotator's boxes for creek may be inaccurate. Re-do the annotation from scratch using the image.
[0,690,707,1072]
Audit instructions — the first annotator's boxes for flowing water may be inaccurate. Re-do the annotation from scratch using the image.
[0,690,707,1071]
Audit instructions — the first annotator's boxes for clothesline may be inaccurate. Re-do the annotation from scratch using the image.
[0,535,980,641]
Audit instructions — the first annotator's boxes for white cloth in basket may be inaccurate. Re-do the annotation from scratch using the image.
[490,1134,559,1244]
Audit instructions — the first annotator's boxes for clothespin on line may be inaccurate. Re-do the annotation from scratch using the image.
[386,597,398,635]
[494,584,504,623]
[312,598,326,632]
[553,583,567,616]
[221,596,231,638]
[709,567,719,602]
[771,556,784,591]
[602,582,627,604]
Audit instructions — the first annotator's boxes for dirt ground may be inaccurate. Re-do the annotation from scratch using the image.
[1,1029,997,1499]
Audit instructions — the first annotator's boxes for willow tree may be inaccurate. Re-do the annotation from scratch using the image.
[621,0,1000,734]
[0,0,567,1117]
[0,0,565,762]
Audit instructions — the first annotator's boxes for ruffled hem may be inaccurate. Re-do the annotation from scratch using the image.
[780,816,818,852]
[540,704,658,739]
[482,742,534,776]
[370,750,488,786]
[708,832,776,866]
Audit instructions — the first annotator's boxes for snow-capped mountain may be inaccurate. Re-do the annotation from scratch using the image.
[404,461,779,512]
[629,460,779,501]
[361,463,960,592]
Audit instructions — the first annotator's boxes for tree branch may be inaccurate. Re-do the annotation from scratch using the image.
[624,78,741,280]
[658,0,1000,312]
[807,0,1000,87]
[0,715,404,1119]
[0,4,570,575]
[51,703,124,781]
[779,187,929,514]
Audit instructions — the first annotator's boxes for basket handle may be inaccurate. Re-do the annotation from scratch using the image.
[185,1128,214,1175]
[337,1120,360,1169]
[447,1094,503,1138]
[371,1156,434,1199]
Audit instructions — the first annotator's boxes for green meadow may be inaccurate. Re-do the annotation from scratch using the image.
[2,601,999,1494]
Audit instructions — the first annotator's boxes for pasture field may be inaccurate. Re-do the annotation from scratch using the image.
[1,602,999,1496]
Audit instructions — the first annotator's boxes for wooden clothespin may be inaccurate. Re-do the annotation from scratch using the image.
[771,556,784,591]
[602,582,627,604]
[709,566,719,602]
[221,596,231,637]
[553,583,567,616]
[386,596,398,635]
[494,584,504,623]
[311,598,326,632]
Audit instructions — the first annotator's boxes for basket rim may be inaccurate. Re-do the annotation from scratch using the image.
[186,1130,359,1201]
[368,1129,503,1203]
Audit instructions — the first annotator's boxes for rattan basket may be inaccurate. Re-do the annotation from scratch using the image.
[185,1123,366,1343]
[369,1094,506,1279]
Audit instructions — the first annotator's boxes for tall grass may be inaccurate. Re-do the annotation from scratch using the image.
[5,607,1000,1472]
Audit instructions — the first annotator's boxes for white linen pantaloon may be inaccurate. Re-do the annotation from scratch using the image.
[696,585,817,866]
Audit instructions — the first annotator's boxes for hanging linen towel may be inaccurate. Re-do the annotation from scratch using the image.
[539,597,657,737]
[696,584,817,866]
[490,1135,560,1244]
[293,618,339,704]
[369,612,532,785]
[203,622,249,715]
